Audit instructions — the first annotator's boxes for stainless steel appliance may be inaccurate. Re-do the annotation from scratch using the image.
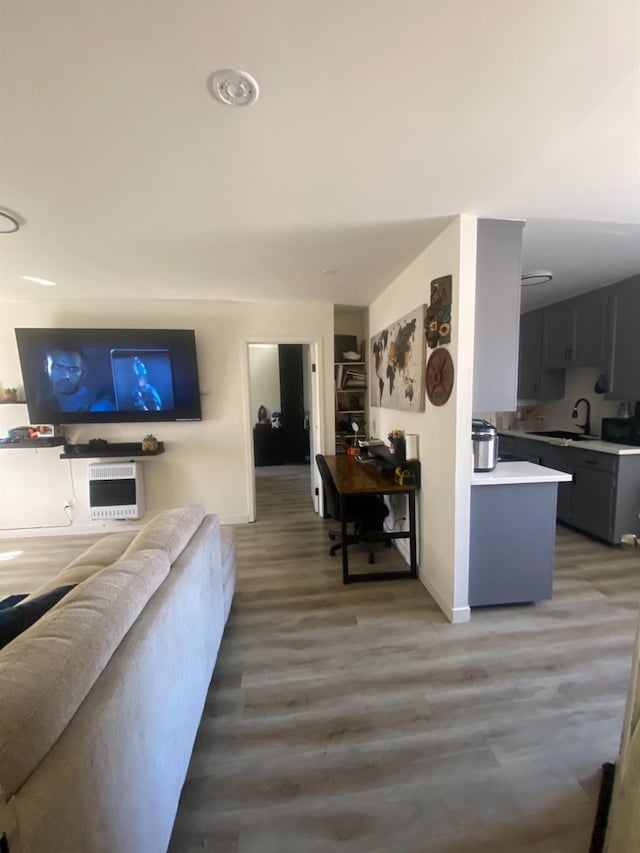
[472,419,499,472]
[601,417,640,446]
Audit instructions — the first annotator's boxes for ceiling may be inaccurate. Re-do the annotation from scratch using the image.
[1,0,639,311]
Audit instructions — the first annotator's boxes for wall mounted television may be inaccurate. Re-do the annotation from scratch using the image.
[15,328,202,425]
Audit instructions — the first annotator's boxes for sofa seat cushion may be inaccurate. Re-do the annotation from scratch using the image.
[122,504,206,564]
[0,548,170,798]
[0,585,76,649]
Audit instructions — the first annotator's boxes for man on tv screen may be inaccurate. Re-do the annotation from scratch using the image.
[131,357,163,411]
[40,347,115,413]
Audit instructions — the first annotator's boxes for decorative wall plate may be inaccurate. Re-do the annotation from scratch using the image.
[426,348,454,406]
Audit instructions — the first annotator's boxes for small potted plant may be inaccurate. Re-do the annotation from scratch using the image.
[0,386,18,403]
[142,433,159,452]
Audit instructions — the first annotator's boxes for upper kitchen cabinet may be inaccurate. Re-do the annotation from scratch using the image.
[473,219,525,412]
[518,309,565,401]
[541,289,606,369]
[605,274,640,400]
[541,300,576,368]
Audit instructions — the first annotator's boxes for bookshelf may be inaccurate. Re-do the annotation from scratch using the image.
[334,360,367,454]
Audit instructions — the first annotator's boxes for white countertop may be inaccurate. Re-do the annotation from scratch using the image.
[472,461,573,486]
[498,429,640,456]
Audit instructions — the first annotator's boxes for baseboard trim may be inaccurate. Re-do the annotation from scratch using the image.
[418,569,471,623]
[0,521,146,538]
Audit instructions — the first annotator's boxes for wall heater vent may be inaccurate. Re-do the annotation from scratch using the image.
[88,461,145,520]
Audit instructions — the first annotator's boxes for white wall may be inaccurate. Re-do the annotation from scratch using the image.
[248,344,281,423]
[532,365,621,435]
[368,215,478,623]
[0,299,334,534]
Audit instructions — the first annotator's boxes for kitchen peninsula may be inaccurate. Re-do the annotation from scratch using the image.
[469,461,572,607]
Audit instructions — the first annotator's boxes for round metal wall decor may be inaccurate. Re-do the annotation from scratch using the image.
[426,348,454,406]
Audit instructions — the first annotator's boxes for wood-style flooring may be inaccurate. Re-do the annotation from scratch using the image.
[2,466,639,852]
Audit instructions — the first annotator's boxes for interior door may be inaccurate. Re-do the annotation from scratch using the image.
[278,344,307,464]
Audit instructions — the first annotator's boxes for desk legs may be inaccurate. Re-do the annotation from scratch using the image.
[408,491,417,577]
[341,491,417,584]
[340,495,350,584]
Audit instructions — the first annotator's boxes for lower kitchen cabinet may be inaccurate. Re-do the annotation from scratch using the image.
[571,463,616,542]
[470,482,557,606]
[499,434,640,544]
[535,444,573,524]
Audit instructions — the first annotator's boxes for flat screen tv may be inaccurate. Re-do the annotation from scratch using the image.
[15,328,202,425]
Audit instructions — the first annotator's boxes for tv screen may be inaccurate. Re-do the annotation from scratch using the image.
[15,328,202,425]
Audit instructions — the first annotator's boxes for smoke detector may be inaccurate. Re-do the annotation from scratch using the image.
[208,69,259,107]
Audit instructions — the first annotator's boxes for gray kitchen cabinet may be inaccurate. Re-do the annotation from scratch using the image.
[570,448,640,545]
[469,482,557,606]
[473,219,524,411]
[571,464,616,542]
[542,300,576,368]
[605,274,640,400]
[573,289,607,365]
[541,289,606,369]
[498,433,640,544]
[517,309,565,401]
[535,443,573,523]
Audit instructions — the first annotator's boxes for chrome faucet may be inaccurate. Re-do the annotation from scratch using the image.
[572,398,591,436]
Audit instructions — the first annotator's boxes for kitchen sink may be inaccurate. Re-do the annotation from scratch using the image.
[526,430,592,441]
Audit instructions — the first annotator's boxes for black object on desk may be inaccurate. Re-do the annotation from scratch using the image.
[318,453,419,584]
[366,444,421,488]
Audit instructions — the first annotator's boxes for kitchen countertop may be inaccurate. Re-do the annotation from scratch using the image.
[498,429,640,456]
[471,461,573,486]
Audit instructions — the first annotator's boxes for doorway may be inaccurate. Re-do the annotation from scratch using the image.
[246,341,322,521]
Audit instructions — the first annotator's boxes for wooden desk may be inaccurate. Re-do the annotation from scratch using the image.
[321,454,419,583]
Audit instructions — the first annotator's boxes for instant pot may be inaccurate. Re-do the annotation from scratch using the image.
[472,419,499,472]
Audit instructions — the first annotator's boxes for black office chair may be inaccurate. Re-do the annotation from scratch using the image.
[315,454,390,565]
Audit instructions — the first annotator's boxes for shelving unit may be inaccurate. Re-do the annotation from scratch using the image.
[334,360,367,454]
[60,442,165,459]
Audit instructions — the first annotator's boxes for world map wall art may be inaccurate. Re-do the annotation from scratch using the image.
[370,305,426,412]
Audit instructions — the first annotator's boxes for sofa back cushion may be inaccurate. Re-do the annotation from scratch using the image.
[22,531,138,603]
[0,585,76,650]
[122,504,206,564]
[64,531,138,570]
[0,548,170,798]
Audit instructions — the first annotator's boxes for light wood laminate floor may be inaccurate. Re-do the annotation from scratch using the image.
[2,465,639,852]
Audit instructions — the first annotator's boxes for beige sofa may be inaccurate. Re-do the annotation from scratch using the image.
[0,504,236,853]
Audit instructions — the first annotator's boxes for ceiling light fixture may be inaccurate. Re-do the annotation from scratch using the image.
[22,275,57,287]
[521,271,553,287]
[0,210,20,233]
[322,268,338,276]
[208,69,259,107]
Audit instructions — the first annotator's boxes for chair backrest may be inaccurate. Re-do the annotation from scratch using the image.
[315,454,340,520]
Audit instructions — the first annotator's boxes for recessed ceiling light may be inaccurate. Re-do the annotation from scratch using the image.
[22,275,57,287]
[0,210,20,233]
[322,268,338,276]
[521,271,553,287]
[208,69,259,107]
